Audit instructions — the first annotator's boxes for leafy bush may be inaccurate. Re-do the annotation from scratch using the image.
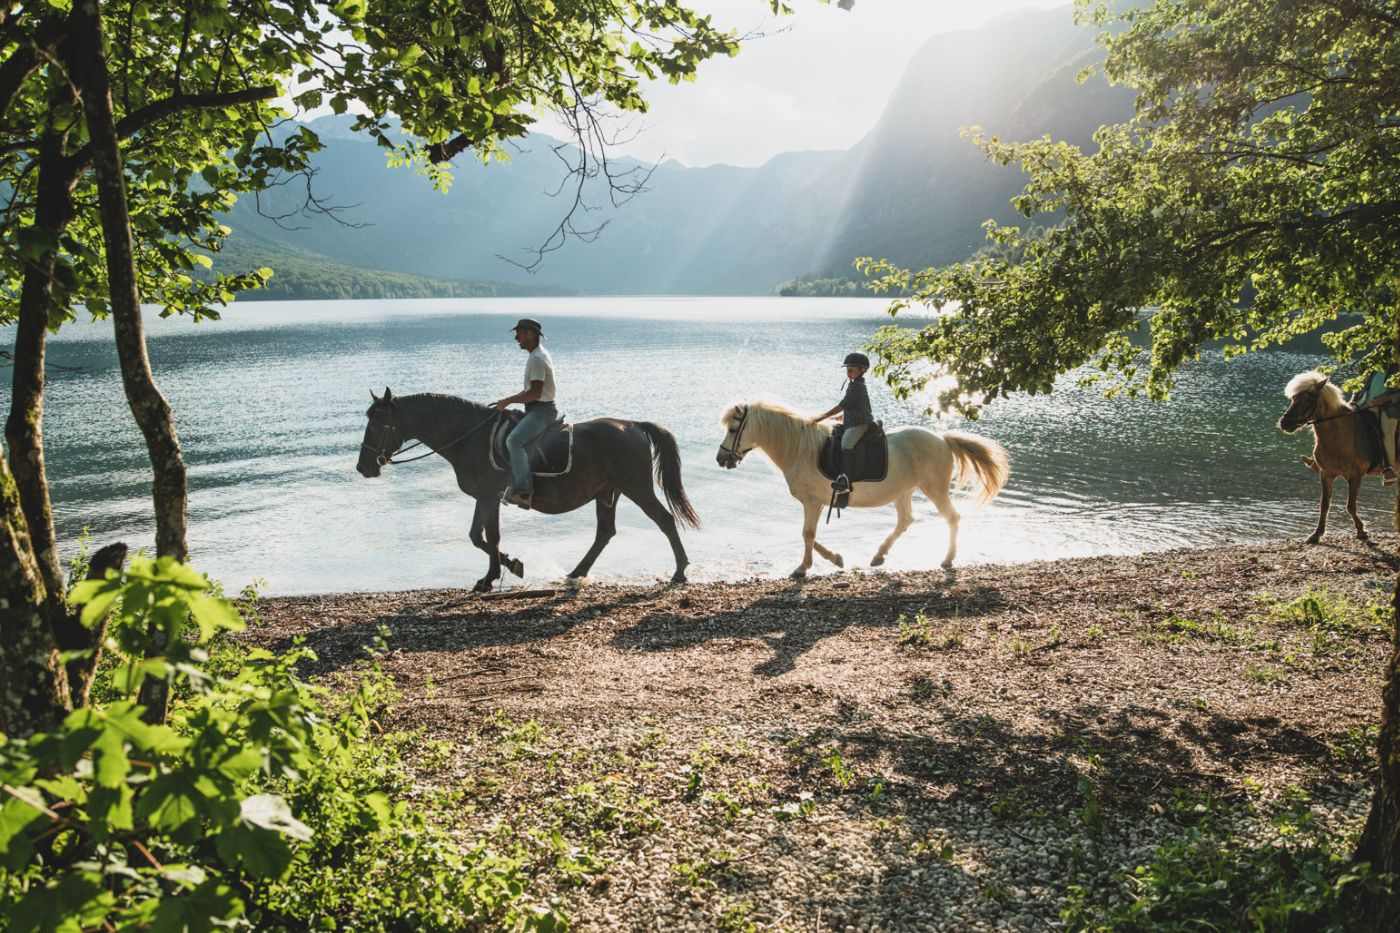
[1062,792,1386,932]
[0,557,564,931]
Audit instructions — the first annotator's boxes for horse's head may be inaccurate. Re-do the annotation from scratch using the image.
[1278,371,1341,434]
[716,404,753,469]
[357,387,403,478]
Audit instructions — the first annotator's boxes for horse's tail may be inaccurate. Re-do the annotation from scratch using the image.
[942,430,1010,504]
[635,422,701,529]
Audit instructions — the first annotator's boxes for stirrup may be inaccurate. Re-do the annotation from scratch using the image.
[832,474,851,493]
[1385,468,1397,487]
[502,487,533,510]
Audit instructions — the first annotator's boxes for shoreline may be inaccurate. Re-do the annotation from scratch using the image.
[247,534,1398,931]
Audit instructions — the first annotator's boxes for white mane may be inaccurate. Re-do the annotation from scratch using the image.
[1284,370,1346,408]
[721,400,830,469]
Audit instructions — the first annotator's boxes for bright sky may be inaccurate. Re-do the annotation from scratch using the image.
[592,0,1072,167]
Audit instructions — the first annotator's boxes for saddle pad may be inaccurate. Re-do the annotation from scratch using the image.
[490,418,574,478]
[819,424,889,484]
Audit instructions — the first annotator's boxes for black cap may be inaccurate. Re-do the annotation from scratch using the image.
[843,352,870,369]
[511,318,543,334]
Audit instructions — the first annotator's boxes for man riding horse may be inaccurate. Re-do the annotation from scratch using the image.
[492,318,557,510]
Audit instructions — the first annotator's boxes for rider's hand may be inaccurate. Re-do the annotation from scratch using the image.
[494,399,510,412]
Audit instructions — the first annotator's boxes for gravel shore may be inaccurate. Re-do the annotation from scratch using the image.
[250,535,1398,930]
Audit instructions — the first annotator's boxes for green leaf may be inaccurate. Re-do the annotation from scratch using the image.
[91,727,131,789]
[0,790,45,871]
[75,582,121,629]
[239,794,312,841]
[138,774,202,833]
[214,824,294,878]
[217,748,264,782]
[188,593,245,641]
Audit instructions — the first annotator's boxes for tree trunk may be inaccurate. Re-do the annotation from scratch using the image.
[1352,575,1400,927]
[51,541,128,707]
[0,444,68,739]
[68,0,186,722]
[4,134,75,609]
[1350,314,1400,928]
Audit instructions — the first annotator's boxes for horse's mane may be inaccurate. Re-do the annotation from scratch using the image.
[391,392,492,417]
[1284,371,1347,409]
[722,400,829,468]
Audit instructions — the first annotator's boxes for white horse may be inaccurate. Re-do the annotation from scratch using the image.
[716,401,1010,576]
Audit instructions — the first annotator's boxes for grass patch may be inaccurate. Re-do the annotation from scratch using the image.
[897,610,965,650]
[1256,589,1389,657]
[1061,790,1383,932]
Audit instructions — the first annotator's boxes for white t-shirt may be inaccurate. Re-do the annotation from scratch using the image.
[524,346,556,402]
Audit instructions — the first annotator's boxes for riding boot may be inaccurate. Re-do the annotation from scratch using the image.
[832,448,851,493]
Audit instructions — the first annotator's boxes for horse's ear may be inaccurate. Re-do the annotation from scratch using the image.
[371,389,380,403]
[384,387,394,402]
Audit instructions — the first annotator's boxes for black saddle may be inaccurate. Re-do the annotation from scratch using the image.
[819,422,888,484]
[490,410,574,478]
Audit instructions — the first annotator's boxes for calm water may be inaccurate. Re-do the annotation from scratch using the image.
[5,297,1388,595]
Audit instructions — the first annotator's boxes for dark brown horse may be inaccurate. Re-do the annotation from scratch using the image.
[356,389,699,592]
[1277,370,1385,543]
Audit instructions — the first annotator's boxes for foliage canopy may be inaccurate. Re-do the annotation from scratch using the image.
[861,0,1400,416]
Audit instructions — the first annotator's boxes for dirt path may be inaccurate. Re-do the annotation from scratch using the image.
[250,535,1399,931]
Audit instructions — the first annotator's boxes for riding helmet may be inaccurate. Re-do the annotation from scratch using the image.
[511,318,543,335]
[843,352,870,369]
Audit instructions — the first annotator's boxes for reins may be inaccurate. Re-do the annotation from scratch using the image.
[1306,408,1361,426]
[364,411,500,466]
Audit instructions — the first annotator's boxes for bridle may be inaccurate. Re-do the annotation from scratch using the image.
[719,405,752,462]
[361,409,500,467]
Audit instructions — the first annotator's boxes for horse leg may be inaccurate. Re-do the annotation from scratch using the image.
[872,493,915,567]
[791,501,822,579]
[1346,475,1368,541]
[568,491,618,580]
[1306,474,1333,544]
[921,480,962,569]
[467,499,505,592]
[812,538,844,568]
[810,508,843,567]
[622,484,689,584]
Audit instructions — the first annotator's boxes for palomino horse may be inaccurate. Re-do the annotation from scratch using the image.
[715,402,1010,576]
[1278,370,1386,543]
[357,389,699,592]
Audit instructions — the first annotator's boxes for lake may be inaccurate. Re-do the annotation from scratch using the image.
[5,296,1387,595]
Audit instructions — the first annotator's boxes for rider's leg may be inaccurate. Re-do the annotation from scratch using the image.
[1381,412,1397,485]
[835,424,867,492]
[504,403,556,503]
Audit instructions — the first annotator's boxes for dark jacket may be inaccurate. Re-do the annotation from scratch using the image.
[837,377,873,427]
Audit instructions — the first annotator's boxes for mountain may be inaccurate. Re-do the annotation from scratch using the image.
[222,4,1135,296]
[203,228,571,300]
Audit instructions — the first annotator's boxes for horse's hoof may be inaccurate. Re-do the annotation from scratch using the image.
[940,559,954,570]
[503,557,525,578]
[1305,534,1322,545]
[472,578,494,594]
[669,572,688,586]
[831,553,844,568]
[789,568,808,580]
[871,555,885,567]
[564,575,587,589]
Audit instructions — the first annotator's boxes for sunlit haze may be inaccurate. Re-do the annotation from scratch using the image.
[570,0,1072,167]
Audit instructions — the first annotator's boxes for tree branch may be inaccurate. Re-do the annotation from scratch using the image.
[66,85,277,168]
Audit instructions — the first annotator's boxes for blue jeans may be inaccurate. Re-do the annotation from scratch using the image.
[506,402,557,495]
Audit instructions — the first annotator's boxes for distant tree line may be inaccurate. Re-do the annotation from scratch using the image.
[776,275,887,297]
